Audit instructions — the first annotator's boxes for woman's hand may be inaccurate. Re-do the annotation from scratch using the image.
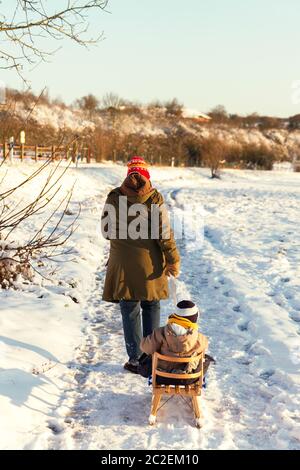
[165,261,180,278]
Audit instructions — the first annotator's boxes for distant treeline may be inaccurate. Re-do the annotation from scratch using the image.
[1,89,299,171]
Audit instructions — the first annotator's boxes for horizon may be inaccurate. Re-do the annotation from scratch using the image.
[1,0,300,118]
[5,87,300,120]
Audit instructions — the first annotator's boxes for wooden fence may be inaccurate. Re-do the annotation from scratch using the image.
[0,143,91,163]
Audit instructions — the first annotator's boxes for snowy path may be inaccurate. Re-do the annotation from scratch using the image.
[1,164,300,450]
[45,167,300,450]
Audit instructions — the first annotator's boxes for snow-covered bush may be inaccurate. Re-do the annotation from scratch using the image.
[0,159,78,290]
[0,240,33,288]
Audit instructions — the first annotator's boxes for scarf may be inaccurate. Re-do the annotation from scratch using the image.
[168,313,198,331]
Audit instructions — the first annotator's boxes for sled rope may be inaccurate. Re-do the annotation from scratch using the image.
[169,275,178,307]
[179,395,194,411]
[157,394,174,412]
[157,393,193,413]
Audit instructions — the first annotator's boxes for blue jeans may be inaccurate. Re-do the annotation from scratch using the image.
[119,300,160,362]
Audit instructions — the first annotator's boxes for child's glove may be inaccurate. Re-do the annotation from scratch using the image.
[165,261,180,278]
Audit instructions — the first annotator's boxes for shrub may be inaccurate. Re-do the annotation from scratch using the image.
[165,98,183,117]
[239,144,275,170]
[183,137,203,166]
[200,136,227,178]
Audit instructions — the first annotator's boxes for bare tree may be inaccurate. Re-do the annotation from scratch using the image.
[102,92,124,110]
[0,158,80,288]
[0,1,108,80]
[165,98,183,117]
[76,94,99,116]
[208,105,228,123]
[201,137,226,178]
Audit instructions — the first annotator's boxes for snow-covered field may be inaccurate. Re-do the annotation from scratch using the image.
[1,162,300,450]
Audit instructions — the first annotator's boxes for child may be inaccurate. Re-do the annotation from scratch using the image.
[140,300,211,382]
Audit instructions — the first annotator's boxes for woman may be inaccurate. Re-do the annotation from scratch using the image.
[102,157,180,373]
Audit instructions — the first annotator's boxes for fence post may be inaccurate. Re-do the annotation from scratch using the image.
[51,146,56,161]
[9,137,14,163]
[72,141,78,163]
[4,141,8,161]
[21,144,24,160]
[87,146,91,163]
[35,145,38,161]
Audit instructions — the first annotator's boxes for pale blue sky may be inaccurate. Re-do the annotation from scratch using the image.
[2,0,300,116]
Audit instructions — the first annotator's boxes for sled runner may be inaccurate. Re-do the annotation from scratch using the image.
[149,351,204,428]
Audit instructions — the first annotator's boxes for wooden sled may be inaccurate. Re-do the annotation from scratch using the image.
[149,351,204,428]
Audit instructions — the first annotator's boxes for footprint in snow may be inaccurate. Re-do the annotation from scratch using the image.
[48,420,64,435]
[290,300,300,311]
[284,292,294,300]
[259,369,275,382]
[92,317,104,324]
[235,356,252,366]
[233,305,241,313]
[290,313,300,323]
[238,321,249,332]
[267,291,276,297]
[244,341,256,353]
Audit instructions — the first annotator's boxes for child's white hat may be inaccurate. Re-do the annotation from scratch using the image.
[175,300,199,322]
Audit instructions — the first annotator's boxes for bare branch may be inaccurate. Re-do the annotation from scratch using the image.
[0,1,108,79]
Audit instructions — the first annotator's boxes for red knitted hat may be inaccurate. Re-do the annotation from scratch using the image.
[127,156,150,180]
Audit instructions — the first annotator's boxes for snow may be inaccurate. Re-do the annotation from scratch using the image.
[1,162,300,450]
[182,108,211,120]
[273,161,294,171]
[16,102,97,132]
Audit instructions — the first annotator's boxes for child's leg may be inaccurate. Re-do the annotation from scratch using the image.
[141,300,160,337]
[119,300,142,362]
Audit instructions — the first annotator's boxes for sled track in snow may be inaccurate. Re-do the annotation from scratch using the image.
[165,188,276,449]
[165,187,300,450]
[49,254,215,449]
[47,177,300,450]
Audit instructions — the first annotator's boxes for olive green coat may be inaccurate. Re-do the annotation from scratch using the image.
[102,187,180,302]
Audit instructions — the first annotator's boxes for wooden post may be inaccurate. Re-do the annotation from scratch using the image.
[21,144,24,160]
[4,141,8,161]
[87,146,91,163]
[72,142,78,163]
[9,138,14,162]
[51,146,56,161]
[35,145,38,162]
